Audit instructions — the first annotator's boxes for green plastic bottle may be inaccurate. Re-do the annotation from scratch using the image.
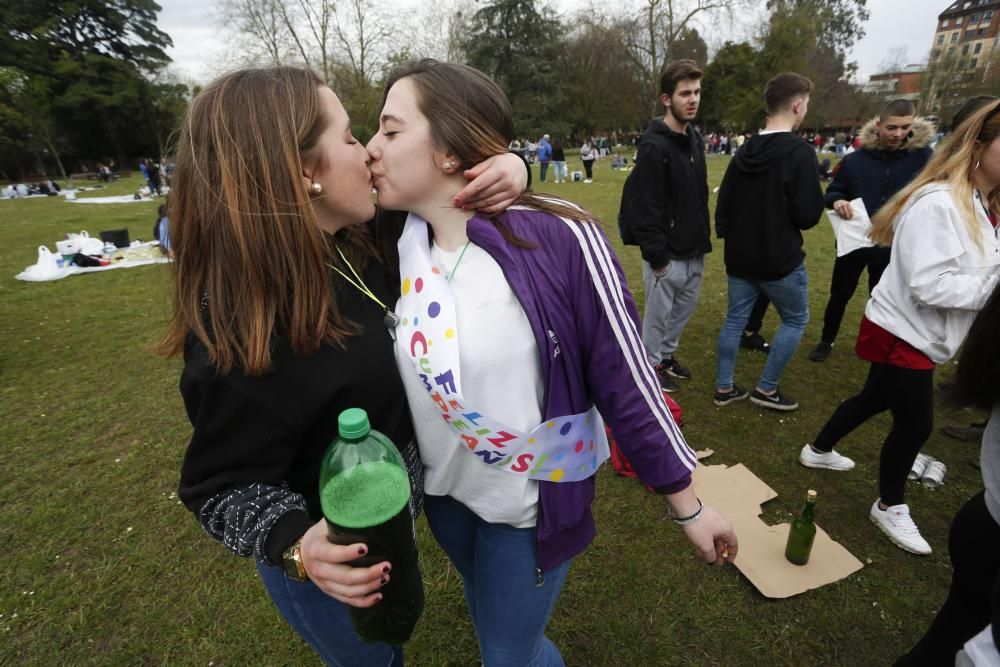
[785,489,818,566]
[319,408,424,645]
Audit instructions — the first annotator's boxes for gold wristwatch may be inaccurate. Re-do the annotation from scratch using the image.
[282,538,307,582]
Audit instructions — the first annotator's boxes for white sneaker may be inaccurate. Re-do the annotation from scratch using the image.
[869,500,931,555]
[799,444,855,471]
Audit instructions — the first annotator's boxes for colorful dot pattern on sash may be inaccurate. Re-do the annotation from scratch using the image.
[395,214,610,483]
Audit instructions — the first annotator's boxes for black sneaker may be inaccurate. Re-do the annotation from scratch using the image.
[654,363,681,393]
[750,387,799,411]
[713,385,749,406]
[809,342,833,362]
[662,357,692,379]
[740,332,770,354]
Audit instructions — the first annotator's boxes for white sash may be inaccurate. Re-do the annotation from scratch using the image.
[396,213,609,483]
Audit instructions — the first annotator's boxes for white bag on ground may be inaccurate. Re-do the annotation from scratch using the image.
[69,230,104,255]
[21,245,63,280]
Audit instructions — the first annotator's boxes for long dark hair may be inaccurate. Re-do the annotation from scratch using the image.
[375,59,598,267]
[954,283,1000,410]
[159,66,375,376]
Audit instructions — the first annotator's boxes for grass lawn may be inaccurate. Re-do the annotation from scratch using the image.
[0,160,985,666]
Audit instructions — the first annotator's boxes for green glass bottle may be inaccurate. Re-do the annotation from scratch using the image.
[319,408,424,645]
[785,489,817,566]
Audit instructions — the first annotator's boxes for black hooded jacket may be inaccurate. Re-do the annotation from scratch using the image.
[618,118,711,267]
[715,132,824,280]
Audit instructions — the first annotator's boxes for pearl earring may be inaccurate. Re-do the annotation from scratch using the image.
[310,182,323,195]
[443,161,454,170]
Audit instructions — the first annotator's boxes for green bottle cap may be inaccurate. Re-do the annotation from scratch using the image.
[338,408,371,440]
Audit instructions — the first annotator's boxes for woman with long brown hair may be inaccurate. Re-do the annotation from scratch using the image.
[800,99,1000,556]
[164,66,527,665]
[367,59,737,667]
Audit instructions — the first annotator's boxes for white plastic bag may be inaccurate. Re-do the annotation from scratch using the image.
[69,230,104,255]
[20,245,64,281]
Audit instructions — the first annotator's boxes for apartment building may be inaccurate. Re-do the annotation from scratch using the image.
[930,0,999,72]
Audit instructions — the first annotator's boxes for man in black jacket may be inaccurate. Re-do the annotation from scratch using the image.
[807,99,935,362]
[713,72,824,412]
[618,59,710,393]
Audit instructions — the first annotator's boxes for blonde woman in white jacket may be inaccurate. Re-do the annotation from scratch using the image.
[799,100,1000,555]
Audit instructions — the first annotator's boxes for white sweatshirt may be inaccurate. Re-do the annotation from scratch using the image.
[866,184,1000,364]
[394,241,541,528]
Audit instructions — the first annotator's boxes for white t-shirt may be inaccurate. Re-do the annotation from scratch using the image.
[394,241,542,527]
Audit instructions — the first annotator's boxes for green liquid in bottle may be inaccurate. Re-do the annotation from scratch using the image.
[319,408,424,645]
[785,489,817,566]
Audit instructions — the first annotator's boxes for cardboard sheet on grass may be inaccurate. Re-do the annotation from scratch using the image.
[693,461,863,598]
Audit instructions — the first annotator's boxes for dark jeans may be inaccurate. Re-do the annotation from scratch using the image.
[539,161,549,182]
[814,362,933,506]
[820,246,890,344]
[424,495,571,666]
[895,492,1000,666]
[716,263,809,392]
[257,560,403,666]
[582,160,594,179]
[745,294,770,334]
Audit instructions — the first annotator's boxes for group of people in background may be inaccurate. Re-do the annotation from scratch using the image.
[2,177,61,198]
[156,48,1000,666]
[510,134,618,184]
[619,54,1000,665]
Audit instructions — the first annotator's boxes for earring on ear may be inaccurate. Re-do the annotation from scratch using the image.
[975,160,981,171]
[443,161,454,170]
[310,182,323,195]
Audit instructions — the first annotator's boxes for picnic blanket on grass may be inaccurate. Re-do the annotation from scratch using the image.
[68,195,153,204]
[16,256,170,282]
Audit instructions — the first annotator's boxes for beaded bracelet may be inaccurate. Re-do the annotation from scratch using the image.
[668,498,704,527]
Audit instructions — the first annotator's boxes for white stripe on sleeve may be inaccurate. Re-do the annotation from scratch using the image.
[561,217,698,470]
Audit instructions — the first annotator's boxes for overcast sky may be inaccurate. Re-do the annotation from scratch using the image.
[160,0,945,84]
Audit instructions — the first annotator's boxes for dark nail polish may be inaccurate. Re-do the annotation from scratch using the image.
[380,577,388,585]
[382,565,390,574]
[357,546,367,555]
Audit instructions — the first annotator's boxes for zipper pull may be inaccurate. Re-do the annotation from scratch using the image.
[535,567,544,588]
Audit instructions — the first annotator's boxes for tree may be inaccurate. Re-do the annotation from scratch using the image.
[217,0,295,66]
[462,0,566,138]
[756,0,868,130]
[700,41,763,130]
[214,0,396,138]
[765,0,869,58]
[0,0,179,174]
[560,17,647,135]
[698,0,874,133]
[619,0,751,114]
[921,49,1000,126]
[669,27,708,65]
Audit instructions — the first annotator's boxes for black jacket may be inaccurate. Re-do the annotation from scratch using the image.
[178,260,414,566]
[715,132,824,280]
[824,116,935,217]
[618,118,710,267]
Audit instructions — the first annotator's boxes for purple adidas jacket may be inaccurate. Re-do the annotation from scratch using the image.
[465,206,697,572]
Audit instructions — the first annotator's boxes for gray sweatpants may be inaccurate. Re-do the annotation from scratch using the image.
[641,255,705,365]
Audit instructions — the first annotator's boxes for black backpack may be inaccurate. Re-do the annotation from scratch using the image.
[616,169,639,246]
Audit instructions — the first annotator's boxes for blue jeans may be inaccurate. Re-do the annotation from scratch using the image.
[553,161,567,182]
[424,495,571,667]
[539,161,549,182]
[257,560,404,667]
[716,263,809,392]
